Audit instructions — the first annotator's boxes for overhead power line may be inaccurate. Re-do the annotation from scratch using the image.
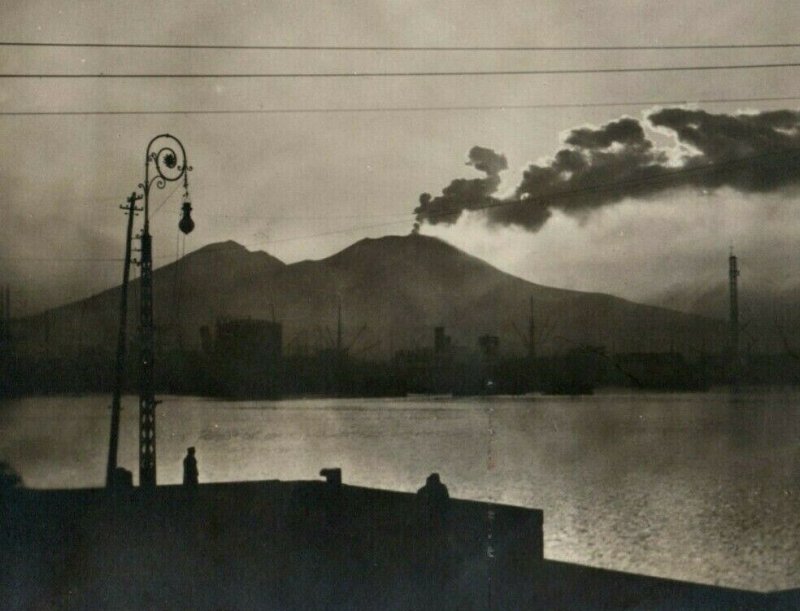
[2,95,800,116]
[421,147,800,224]
[3,61,800,79]
[0,253,182,263]
[4,147,799,264]
[246,146,800,248]
[3,41,800,51]
[150,183,183,219]
[0,256,127,262]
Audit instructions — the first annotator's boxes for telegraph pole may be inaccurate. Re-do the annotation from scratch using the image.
[528,296,535,361]
[0,286,6,344]
[336,297,343,354]
[105,192,141,488]
[729,249,740,385]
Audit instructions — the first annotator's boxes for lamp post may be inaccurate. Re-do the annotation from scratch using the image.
[107,134,194,488]
[134,135,196,488]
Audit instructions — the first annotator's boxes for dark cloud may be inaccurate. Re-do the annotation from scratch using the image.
[414,146,507,225]
[648,108,800,193]
[565,117,650,151]
[415,109,800,232]
[467,145,508,176]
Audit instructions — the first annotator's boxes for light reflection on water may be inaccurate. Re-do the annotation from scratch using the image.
[1,390,799,591]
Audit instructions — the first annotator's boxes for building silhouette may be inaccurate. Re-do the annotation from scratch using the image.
[211,318,282,398]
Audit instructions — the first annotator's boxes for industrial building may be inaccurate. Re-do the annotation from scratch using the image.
[210,318,283,398]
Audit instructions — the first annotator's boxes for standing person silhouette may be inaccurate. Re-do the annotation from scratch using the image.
[416,473,449,530]
[183,447,198,487]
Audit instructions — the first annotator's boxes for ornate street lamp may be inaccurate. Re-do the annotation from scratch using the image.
[138,134,193,487]
[106,134,193,489]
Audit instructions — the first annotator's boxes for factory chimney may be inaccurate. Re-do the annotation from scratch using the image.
[728,249,740,382]
[528,296,535,361]
[0,285,9,343]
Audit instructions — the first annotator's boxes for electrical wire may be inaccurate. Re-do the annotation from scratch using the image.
[4,61,800,78]
[2,95,800,116]
[417,147,800,224]
[190,146,800,250]
[150,183,182,219]
[234,146,800,252]
[3,41,800,51]
[3,146,799,263]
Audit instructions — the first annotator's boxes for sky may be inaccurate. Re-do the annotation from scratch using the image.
[2,1,800,315]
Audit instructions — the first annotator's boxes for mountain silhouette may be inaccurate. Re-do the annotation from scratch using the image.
[15,234,725,358]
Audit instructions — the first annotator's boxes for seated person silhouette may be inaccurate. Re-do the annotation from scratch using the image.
[183,447,199,487]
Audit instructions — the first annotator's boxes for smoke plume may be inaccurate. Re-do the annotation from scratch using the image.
[415,108,800,232]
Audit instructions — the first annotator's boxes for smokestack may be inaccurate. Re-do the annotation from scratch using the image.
[528,296,535,361]
[0,285,5,343]
[336,297,342,354]
[729,249,740,377]
[199,325,213,355]
[5,285,9,343]
[434,326,446,355]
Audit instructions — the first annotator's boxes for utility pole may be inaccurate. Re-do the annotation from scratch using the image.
[0,285,5,344]
[336,297,343,354]
[729,249,740,384]
[528,296,535,361]
[106,192,140,488]
[0,286,5,343]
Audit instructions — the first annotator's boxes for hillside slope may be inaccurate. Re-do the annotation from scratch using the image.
[15,234,725,358]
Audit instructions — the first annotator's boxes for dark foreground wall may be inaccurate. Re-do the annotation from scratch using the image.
[0,479,794,610]
[1,479,541,610]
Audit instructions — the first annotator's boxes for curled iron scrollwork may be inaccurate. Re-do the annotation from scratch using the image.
[143,135,191,194]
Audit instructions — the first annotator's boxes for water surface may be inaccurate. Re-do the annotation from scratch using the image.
[1,390,799,591]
